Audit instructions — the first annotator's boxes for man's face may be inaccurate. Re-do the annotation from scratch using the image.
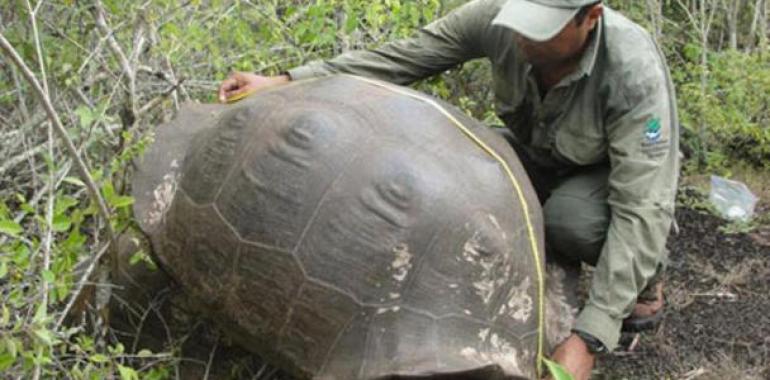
[516,5,602,67]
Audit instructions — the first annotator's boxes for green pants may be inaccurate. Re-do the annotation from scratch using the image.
[543,168,610,266]
[496,128,609,265]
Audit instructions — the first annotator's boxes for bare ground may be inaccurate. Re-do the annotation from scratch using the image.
[596,202,770,380]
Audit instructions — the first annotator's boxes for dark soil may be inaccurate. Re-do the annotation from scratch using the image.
[595,207,770,380]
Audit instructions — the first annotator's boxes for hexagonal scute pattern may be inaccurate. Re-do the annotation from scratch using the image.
[135,75,551,379]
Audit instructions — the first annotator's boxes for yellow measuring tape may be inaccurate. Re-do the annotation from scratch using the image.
[226,75,547,377]
[225,88,258,103]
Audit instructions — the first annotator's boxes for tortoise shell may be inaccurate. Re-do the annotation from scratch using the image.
[133,75,574,379]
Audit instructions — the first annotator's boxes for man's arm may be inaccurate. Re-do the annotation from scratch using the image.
[573,50,680,351]
[288,0,499,84]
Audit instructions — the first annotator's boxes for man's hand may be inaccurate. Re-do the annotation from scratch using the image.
[218,72,290,103]
[549,333,595,380]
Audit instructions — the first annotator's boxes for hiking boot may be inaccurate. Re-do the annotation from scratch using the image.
[622,276,665,332]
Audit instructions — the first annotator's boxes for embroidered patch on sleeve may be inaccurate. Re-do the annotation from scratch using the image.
[641,116,669,158]
[645,117,662,142]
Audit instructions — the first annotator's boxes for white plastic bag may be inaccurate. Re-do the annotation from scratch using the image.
[709,175,759,221]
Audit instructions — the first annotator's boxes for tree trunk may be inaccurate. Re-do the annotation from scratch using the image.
[761,0,768,53]
[726,0,744,50]
[700,0,709,166]
[747,0,763,52]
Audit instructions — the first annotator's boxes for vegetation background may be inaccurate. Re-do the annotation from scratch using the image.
[0,0,768,379]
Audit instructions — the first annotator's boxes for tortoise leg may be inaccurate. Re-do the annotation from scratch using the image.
[544,256,581,350]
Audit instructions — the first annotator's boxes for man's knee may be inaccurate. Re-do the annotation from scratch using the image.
[543,169,610,266]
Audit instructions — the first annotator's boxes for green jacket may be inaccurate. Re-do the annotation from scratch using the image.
[288,0,679,351]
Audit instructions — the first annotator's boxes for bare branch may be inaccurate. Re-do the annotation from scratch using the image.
[0,32,116,252]
[22,3,56,378]
[55,243,111,329]
[92,0,137,122]
[202,334,219,380]
[26,0,48,94]
[92,2,133,86]
[0,142,47,176]
[761,0,769,53]
[34,126,55,380]
[136,78,185,117]
[11,65,30,121]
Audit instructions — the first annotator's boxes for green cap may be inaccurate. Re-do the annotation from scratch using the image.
[491,0,598,42]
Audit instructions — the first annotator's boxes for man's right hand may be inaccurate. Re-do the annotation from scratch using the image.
[549,333,596,380]
[218,72,290,103]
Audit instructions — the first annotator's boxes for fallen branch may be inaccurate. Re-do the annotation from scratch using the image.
[691,291,738,301]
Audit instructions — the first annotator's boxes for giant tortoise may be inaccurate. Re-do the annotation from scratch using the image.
[132,75,578,379]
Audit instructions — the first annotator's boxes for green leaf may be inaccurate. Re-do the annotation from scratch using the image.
[42,270,55,283]
[0,261,6,279]
[56,283,69,304]
[13,193,26,204]
[543,358,574,380]
[13,245,29,264]
[129,249,146,266]
[89,353,109,363]
[118,364,138,380]
[102,182,115,201]
[109,196,134,209]
[52,214,72,232]
[54,196,79,215]
[64,327,81,338]
[75,105,96,129]
[34,302,47,322]
[5,337,18,358]
[63,176,85,187]
[0,353,14,371]
[136,349,152,358]
[0,220,22,236]
[20,202,35,214]
[1,305,9,325]
[62,229,86,252]
[109,343,125,355]
[344,14,358,33]
[32,328,54,346]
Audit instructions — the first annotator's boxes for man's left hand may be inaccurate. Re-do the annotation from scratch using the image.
[549,333,596,380]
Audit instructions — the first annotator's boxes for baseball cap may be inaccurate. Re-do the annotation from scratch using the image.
[491,0,599,42]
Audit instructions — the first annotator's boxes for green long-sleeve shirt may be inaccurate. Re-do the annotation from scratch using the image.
[288,0,679,351]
